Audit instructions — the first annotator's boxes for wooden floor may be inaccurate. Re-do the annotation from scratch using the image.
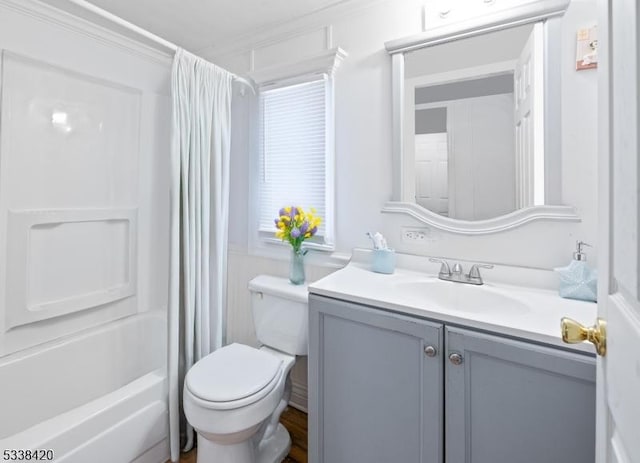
[280,407,307,463]
[177,407,307,463]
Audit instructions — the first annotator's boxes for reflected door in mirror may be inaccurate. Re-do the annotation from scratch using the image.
[404,23,546,221]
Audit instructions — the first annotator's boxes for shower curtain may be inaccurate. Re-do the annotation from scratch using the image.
[168,48,233,461]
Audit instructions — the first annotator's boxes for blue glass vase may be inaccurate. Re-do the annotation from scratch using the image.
[289,248,306,285]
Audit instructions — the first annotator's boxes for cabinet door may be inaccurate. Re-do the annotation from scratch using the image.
[445,327,596,463]
[309,295,443,463]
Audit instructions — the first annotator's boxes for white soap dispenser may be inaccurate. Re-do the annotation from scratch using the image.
[554,241,598,302]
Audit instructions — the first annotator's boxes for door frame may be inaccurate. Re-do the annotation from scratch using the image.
[596,1,610,461]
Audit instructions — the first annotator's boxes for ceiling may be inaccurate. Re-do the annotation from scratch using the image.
[82,0,351,52]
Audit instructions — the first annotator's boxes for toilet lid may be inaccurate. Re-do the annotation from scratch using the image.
[186,343,283,403]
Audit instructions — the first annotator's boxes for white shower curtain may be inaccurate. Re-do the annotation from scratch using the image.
[168,48,233,462]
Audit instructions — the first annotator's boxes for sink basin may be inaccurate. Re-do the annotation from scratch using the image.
[394,279,530,315]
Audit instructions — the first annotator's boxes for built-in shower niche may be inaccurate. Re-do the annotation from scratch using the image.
[4,209,137,330]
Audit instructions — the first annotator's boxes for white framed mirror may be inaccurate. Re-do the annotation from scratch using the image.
[384,0,580,234]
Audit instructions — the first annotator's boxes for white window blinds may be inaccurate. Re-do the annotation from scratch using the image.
[258,77,330,241]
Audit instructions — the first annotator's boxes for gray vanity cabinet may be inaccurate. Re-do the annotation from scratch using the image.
[445,327,596,463]
[308,294,444,463]
[309,295,597,463]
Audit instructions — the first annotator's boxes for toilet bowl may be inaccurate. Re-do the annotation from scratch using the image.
[184,276,308,463]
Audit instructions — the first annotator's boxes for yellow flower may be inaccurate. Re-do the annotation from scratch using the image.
[274,205,322,242]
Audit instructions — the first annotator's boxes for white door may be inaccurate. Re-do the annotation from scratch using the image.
[514,22,544,208]
[414,133,449,215]
[592,2,640,462]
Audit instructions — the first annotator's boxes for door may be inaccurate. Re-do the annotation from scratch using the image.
[514,22,544,208]
[308,295,443,463]
[415,132,449,215]
[446,327,596,463]
[592,1,640,462]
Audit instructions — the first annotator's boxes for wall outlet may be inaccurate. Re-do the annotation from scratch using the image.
[402,228,431,242]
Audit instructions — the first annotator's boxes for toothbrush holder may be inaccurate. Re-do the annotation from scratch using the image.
[372,249,396,274]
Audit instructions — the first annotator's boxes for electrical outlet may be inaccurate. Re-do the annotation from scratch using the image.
[402,228,431,242]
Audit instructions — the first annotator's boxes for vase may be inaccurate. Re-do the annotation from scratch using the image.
[289,248,306,285]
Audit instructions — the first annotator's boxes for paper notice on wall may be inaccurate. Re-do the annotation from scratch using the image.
[576,26,598,70]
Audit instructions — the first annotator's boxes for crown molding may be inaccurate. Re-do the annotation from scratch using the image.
[198,0,391,60]
[0,0,172,65]
[381,202,581,235]
[248,47,347,86]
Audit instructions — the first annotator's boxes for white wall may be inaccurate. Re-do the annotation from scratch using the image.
[213,0,597,264]
[208,0,598,408]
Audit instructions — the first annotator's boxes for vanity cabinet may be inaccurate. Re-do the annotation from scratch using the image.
[445,327,596,463]
[308,295,444,463]
[309,295,596,463]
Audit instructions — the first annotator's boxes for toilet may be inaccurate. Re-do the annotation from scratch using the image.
[183,275,308,463]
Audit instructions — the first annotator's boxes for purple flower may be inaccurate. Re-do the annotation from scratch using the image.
[309,226,318,236]
[279,208,287,216]
[290,206,298,219]
[291,228,301,238]
[300,221,309,234]
[274,218,280,226]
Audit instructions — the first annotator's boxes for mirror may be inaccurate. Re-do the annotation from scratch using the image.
[405,24,541,220]
[385,1,579,233]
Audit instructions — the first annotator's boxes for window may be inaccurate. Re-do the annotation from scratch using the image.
[256,75,334,249]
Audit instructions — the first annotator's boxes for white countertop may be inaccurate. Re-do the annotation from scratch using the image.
[308,255,598,355]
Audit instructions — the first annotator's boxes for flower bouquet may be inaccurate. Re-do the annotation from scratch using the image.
[274,206,322,284]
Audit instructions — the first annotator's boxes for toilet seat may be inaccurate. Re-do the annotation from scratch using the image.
[185,343,283,410]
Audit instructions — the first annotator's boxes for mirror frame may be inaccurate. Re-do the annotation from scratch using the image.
[384,0,580,234]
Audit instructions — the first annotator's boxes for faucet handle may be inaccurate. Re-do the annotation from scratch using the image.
[468,263,494,280]
[429,258,451,277]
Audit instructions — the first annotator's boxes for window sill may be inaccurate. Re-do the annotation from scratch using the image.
[246,238,350,269]
[261,237,335,252]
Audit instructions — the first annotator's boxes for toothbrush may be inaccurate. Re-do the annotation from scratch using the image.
[366,232,380,249]
[366,232,388,250]
[366,232,378,249]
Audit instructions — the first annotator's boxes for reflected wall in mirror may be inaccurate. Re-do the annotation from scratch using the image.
[404,24,544,221]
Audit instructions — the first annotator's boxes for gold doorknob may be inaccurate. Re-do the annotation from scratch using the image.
[560,317,607,356]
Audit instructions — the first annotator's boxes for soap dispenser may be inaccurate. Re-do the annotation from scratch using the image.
[554,241,598,302]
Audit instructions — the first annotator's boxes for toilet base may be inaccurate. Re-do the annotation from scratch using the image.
[195,423,291,463]
[257,423,292,463]
[196,432,256,463]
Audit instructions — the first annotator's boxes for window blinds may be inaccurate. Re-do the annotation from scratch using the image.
[258,77,328,239]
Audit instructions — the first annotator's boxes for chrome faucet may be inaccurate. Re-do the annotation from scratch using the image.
[429,258,494,285]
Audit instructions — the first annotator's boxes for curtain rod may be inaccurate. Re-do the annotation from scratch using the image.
[63,0,255,93]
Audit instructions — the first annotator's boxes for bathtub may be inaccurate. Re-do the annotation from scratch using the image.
[0,312,169,463]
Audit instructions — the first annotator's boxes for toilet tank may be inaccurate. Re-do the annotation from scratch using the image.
[248,275,309,356]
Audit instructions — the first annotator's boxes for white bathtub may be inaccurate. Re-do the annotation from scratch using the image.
[0,312,169,463]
